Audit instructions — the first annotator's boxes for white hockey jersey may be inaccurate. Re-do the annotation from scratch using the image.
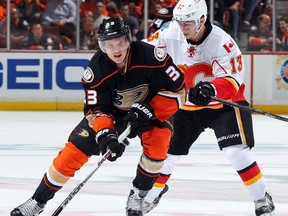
[143,20,247,111]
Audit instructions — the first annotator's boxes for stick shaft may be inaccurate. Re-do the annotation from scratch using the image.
[52,125,131,216]
[210,96,288,122]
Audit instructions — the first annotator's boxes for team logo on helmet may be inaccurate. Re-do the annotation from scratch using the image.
[159,8,169,14]
[82,67,94,83]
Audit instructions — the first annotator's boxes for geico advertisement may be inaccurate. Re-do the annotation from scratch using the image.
[0,52,94,102]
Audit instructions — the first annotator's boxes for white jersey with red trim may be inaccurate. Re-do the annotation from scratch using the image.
[143,20,247,111]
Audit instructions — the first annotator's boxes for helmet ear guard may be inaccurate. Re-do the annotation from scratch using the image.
[98,17,132,53]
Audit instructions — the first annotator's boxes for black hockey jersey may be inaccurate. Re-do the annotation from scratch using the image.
[148,7,174,36]
[82,41,185,131]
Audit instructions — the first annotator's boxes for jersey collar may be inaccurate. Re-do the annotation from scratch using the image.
[186,20,212,46]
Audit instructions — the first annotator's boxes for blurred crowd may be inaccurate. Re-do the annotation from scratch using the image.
[0,0,287,52]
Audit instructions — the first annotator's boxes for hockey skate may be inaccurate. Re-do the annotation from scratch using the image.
[10,197,45,216]
[142,184,169,214]
[126,188,148,216]
[255,192,276,216]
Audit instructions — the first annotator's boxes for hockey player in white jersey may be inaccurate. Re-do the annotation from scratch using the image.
[142,0,276,215]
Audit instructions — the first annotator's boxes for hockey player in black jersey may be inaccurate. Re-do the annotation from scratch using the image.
[148,1,177,36]
[10,17,185,216]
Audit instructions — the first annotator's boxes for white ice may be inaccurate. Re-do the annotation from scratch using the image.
[0,111,287,216]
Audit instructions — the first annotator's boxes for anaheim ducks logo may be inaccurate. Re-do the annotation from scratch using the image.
[158,8,168,15]
[114,84,149,110]
[78,129,89,138]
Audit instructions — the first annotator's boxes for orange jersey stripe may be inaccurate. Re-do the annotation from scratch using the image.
[92,116,114,132]
[84,69,120,89]
[150,94,179,122]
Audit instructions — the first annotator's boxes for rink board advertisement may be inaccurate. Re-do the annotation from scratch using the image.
[0,52,288,113]
[0,52,93,110]
[273,55,288,100]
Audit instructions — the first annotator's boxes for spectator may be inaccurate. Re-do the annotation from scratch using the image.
[0,8,28,49]
[224,0,240,41]
[119,3,139,41]
[275,0,288,20]
[128,2,141,21]
[11,0,21,6]
[247,13,282,52]
[23,22,61,50]
[0,20,6,48]
[277,17,288,51]
[35,0,48,11]
[149,1,162,20]
[17,0,42,26]
[93,0,109,31]
[214,0,225,28]
[161,0,176,8]
[80,0,95,18]
[0,0,6,21]
[148,0,176,36]
[106,1,120,18]
[242,0,259,26]
[76,16,99,50]
[42,0,76,42]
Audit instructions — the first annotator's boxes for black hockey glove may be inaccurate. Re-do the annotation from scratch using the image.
[96,128,125,162]
[123,101,154,138]
[188,81,215,106]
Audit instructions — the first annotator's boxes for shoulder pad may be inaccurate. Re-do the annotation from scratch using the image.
[158,8,169,15]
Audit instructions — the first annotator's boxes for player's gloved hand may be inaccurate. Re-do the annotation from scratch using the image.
[96,128,125,162]
[123,101,154,138]
[188,81,215,106]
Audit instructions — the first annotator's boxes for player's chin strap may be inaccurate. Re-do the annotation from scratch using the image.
[209,95,288,123]
[51,124,131,216]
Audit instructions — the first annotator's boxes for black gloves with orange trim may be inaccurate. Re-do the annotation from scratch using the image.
[96,128,125,162]
[124,101,154,138]
[188,81,215,106]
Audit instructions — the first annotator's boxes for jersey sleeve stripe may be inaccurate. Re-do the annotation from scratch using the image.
[88,70,120,89]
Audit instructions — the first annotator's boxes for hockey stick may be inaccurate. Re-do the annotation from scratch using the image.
[52,124,131,216]
[210,95,288,122]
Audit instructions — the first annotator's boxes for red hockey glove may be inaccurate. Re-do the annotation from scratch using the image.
[189,81,215,106]
[123,101,154,138]
[96,128,125,162]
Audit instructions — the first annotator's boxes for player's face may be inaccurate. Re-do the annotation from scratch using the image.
[176,20,198,39]
[105,36,130,64]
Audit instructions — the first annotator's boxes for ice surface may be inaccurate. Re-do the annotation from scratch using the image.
[0,111,287,216]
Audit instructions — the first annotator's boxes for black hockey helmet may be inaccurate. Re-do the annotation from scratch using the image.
[97,17,132,53]
[98,17,131,42]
